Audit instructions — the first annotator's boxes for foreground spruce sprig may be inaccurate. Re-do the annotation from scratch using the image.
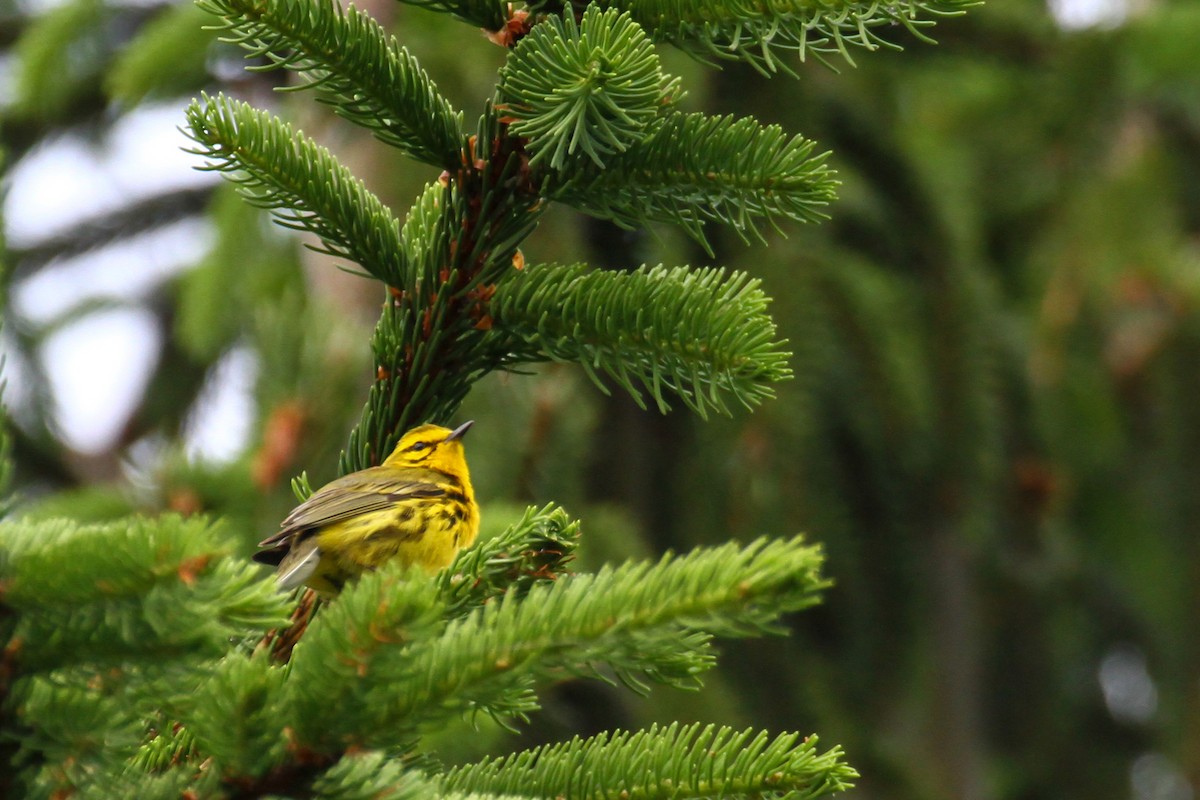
[232,523,837,792]
[197,0,466,166]
[0,515,290,670]
[492,263,793,416]
[275,521,829,751]
[0,516,291,797]
[443,724,857,798]
[0,508,849,797]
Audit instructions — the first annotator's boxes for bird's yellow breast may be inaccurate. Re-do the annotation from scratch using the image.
[311,488,479,592]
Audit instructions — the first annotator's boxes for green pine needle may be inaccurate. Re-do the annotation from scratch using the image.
[547,111,837,249]
[444,723,858,799]
[284,565,450,747]
[198,0,465,167]
[183,93,409,287]
[499,6,681,170]
[491,263,793,417]
[0,515,291,669]
[179,651,289,776]
[385,535,828,740]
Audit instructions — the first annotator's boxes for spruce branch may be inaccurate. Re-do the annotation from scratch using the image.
[492,263,792,417]
[257,534,824,753]
[546,111,836,249]
[0,516,287,798]
[283,566,451,747]
[498,5,681,170]
[180,651,290,777]
[436,504,580,618]
[183,100,542,471]
[9,672,145,795]
[444,723,857,799]
[545,0,980,74]
[198,0,465,167]
[347,536,826,747]
[340,111,544,470]
[8,0,108,121]
[183,93,409,286]
[178,513,580,793]
[0,515,291,670]
[343,271,480,471]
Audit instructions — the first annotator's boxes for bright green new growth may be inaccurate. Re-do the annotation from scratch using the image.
[499,6,681,169]
[443,723,857,798]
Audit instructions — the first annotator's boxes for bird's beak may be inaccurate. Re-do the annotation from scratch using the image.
[444,420,474,442]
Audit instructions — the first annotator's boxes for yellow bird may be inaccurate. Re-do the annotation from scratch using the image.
[254,421,479,596]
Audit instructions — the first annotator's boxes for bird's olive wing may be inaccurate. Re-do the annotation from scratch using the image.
[256,467,446,548]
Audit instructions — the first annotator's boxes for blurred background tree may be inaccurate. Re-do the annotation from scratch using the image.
[2,0,1198,799]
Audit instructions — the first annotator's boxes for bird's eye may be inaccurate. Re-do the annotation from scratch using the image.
[408,441,430,452]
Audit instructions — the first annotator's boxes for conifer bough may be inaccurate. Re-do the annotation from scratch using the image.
[491,262,793,416]
[197,0,467,168]
[443,724,856,798]
[499,5,682,170]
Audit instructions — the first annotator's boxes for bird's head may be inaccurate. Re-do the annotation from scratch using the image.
[382,420,474,475]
